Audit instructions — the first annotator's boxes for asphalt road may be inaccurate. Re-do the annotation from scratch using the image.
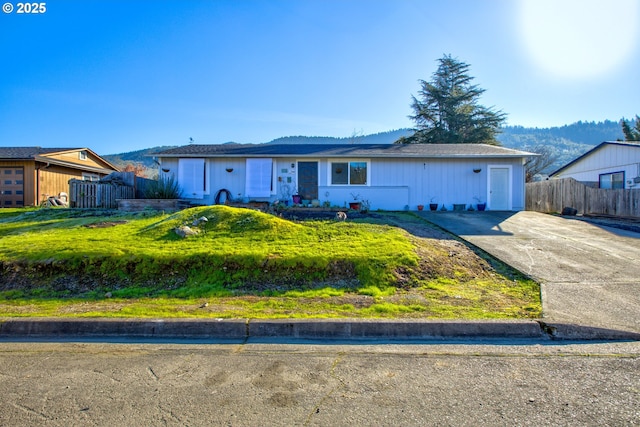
[420,211,640,335]
[0,340,638,426]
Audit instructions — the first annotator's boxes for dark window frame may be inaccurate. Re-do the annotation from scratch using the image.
[599,171,625,189]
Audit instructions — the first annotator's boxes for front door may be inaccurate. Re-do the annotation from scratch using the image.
[0,166,24,207]
[489,166,510,210]
[297,161,318,200]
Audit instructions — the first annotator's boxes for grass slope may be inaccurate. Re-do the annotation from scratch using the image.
[0,206,541,319]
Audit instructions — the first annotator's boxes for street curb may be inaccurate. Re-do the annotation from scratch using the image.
[537,321,640,341]
[0,318,248,339]
[1,318,637,341]
[248,319,543,339]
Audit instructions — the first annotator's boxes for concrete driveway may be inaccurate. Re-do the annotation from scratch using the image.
[420,211,640,335]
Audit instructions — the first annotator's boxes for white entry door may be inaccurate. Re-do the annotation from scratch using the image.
[489,166,511,210]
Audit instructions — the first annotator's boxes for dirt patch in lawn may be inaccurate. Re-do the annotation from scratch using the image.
[84,220,129,228]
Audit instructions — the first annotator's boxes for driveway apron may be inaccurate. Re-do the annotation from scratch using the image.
[419,211,640,335]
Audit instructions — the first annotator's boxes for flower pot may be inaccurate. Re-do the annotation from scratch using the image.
[349,202,361,210]
[292,195,302,204]
[429,203,438,211]
[477,203,486,211]
[417,205,424,211]
[453,204,466,211]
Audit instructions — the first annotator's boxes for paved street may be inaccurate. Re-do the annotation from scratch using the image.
[0,340,638,426]
[2,211,639,426]
[421,211,640,334]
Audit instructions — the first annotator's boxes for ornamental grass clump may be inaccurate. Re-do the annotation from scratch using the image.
[143,175,182,199]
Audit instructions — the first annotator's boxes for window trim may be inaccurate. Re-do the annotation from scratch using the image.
[599,171,625,189]
[245,158,274,197]
[178,158,206,199]
[328,159,370,186]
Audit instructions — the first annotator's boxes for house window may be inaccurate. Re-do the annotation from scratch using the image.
[330,161,368,185]
[245,158,273,197]
[79,151,87,160]
[82,173,100,181]
[599,171,624,189]
[178,158,206,199]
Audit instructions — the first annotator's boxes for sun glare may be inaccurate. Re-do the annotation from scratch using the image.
[519,0,639,80]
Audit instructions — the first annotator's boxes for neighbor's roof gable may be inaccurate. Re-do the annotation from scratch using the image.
[153,143,535,159]
[0,146,119,173]
[550,141,640,177]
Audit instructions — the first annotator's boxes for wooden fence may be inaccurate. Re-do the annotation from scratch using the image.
[526,178,640,217]
[69,180,135,209]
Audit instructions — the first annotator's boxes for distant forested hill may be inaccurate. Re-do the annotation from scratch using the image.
[498,120,624,173]
[103,146,177,170]
[266,129,413,145]
[104,120,625,175]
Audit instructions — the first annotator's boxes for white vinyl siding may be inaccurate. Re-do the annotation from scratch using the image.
[245,158,273,197]
[553,143,640,189]
[178,158,205,199]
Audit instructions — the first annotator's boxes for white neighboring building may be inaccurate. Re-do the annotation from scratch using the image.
[550,141,640,189]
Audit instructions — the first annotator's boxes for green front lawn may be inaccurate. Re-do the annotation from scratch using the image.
[0,206,541,319]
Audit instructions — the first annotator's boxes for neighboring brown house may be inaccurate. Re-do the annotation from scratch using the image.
[0,147,119,207]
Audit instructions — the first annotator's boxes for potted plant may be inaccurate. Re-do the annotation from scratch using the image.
[349,193,361,211]
[474,197,486,211]
[292,192,302,205]
[429,197,438,211]
[417,204,424,211]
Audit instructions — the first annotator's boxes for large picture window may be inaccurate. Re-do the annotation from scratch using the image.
[178,158,206,199]
[245,158,273,197]
[330,161,368,185]
[599,171,624,189]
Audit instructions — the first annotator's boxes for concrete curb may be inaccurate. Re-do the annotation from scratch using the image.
[248,319,543,339]
[1,318,638,341]
[537,321,640,341]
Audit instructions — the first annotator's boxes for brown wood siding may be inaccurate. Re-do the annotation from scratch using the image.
[44,150,112,170]
[38,165,86,203]
[0,161,37,206]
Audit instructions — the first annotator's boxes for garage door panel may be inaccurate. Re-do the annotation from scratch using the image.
[0,167,25,207]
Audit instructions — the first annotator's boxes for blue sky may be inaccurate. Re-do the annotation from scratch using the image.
[1,0,638,155]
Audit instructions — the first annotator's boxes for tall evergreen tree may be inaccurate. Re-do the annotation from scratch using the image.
[621,115,640,141]
[398,55,506,145]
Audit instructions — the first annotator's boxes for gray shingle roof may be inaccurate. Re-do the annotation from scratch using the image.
[0,147,82,159]
[153,143,535,158]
